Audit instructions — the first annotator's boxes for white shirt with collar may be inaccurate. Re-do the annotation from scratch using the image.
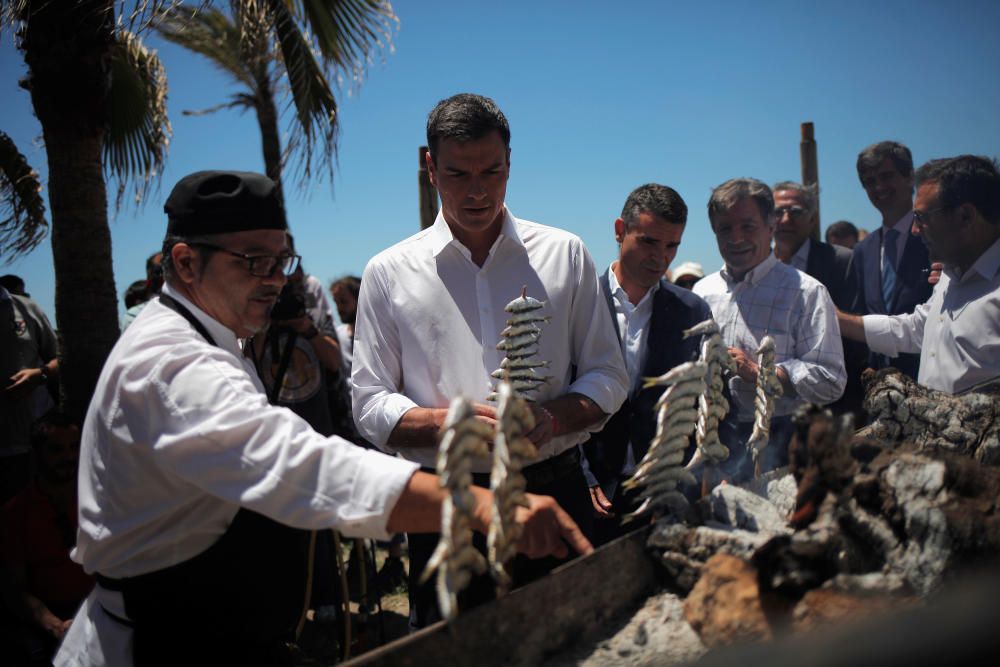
[351,208,628,472]
[73,282,418,578]
[608,263,657,398]
[59,282,419,667]
[693,253,846,420]
[863,236,1000,394]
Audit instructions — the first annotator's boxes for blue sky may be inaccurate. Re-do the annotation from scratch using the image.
[3,0,1000,324]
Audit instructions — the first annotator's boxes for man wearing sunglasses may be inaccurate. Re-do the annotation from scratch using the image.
[837,155,1000,395]
[57,171,591,667]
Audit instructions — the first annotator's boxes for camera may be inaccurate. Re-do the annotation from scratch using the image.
[270,283,306,321]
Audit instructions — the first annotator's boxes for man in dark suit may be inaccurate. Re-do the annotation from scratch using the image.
[580,184,713,544]
[851,141,933,379]
[772,181,863,416]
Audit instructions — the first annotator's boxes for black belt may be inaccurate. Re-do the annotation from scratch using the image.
[423,446,582,492]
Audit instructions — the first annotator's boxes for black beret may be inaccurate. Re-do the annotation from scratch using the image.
[165,171,287,236]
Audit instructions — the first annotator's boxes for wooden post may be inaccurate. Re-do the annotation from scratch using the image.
[419,146,439,230]
[800,122,820,240]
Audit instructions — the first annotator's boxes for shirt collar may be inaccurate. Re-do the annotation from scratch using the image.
[721,252,779,287]
[790,238,811,270]
[160,282,242,354]
[890,211,914,235]
[427,206,521,258]
[608,263,659,308]
[951,235,1000,284]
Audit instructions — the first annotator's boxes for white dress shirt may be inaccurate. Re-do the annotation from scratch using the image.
[351,208,628,471]
[74,283,418,578]
[59,283,419,667]
[788,238,811,273]
[608,263,657,397]
[694,254,846,420]
[863,236,1000,394]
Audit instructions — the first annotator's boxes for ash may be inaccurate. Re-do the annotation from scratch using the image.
[549,589,706,667]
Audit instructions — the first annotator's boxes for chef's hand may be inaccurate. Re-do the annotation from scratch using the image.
[516,493,594,559]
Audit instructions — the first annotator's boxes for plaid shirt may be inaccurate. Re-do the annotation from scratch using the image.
[694,254,846,420]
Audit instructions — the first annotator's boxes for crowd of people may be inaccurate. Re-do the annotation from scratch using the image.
[1,92,998,666]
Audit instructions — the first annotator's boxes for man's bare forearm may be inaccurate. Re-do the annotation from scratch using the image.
[836,309,867,342]
[543,392,606,436]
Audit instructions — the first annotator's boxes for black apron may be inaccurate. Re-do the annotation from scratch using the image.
[98,294,311,666]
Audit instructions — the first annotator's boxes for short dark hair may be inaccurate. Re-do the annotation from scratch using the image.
[426,93,510,162]
[708,178,774,226]
[857,141,913,180]
[825,220,859,244]
[915,155,1000,225]
[330,275,361,300]
[620,183,687,231]
[124,279,150,309]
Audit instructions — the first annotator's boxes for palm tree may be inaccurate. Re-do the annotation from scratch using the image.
[156,0,397,205]
[1,0,170,419]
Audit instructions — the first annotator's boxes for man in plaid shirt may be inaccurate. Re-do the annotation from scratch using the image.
[694,178,846,480]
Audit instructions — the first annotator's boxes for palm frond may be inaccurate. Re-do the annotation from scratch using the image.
[155,5,256,89]
[0,131,48,261]
[105,28,172,207]
[294,0,397,79]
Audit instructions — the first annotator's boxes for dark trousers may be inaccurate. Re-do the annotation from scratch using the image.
[407,448,594,630]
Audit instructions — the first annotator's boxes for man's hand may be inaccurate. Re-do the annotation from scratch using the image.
[5,368,45,401]
[589,485,615,518]
[525,403,557,447]
[515,493,594,559]
[728,347,759,384]
[928,261,944,285]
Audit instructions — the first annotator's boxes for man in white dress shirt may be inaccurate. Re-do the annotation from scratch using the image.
[351,93,627,628]
[693,178,846,480]
[837,155,1000,394]
[56,171,590,667]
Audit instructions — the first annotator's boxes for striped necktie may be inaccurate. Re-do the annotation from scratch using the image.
[882,228,899,308]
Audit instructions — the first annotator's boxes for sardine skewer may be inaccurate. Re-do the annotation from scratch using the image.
[746,335,782,476]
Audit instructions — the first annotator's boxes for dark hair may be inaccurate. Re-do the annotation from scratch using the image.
[30,409,77,451]
[857,141,913,180]
[708,178,774,226]
[426,93,510,162]
[124,279,150,309]
[915,155,1000,224]
[825,220,859,244]
[620,184,688,230]
[145,252,163,280]
[330,275,361,300]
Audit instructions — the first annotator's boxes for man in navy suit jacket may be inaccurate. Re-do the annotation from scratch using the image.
[580,184,713,544]
[851,141,933,379]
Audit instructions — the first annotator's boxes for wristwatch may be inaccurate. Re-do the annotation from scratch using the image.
[38,366,49,383]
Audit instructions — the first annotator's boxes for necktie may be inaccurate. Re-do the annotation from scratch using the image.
[882,228,898,308]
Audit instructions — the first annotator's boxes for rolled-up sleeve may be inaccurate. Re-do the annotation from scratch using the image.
[778,285,846,404]
[863,305,927,358]
[566,241,628,420]
[350,261,419,453]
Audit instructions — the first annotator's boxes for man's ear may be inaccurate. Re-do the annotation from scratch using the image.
[171,243,200,285]
[614,218,626,244]
[425,150,437,188]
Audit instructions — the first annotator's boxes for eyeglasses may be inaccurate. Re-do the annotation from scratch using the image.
[187,242,301,277]
[773,206,809,220]
[912,207,947,225]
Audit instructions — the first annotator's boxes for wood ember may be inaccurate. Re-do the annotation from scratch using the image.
[861,368,1000,464]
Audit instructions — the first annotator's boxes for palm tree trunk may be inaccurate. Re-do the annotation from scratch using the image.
[254,73,285,207]
[22,0,121,421]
